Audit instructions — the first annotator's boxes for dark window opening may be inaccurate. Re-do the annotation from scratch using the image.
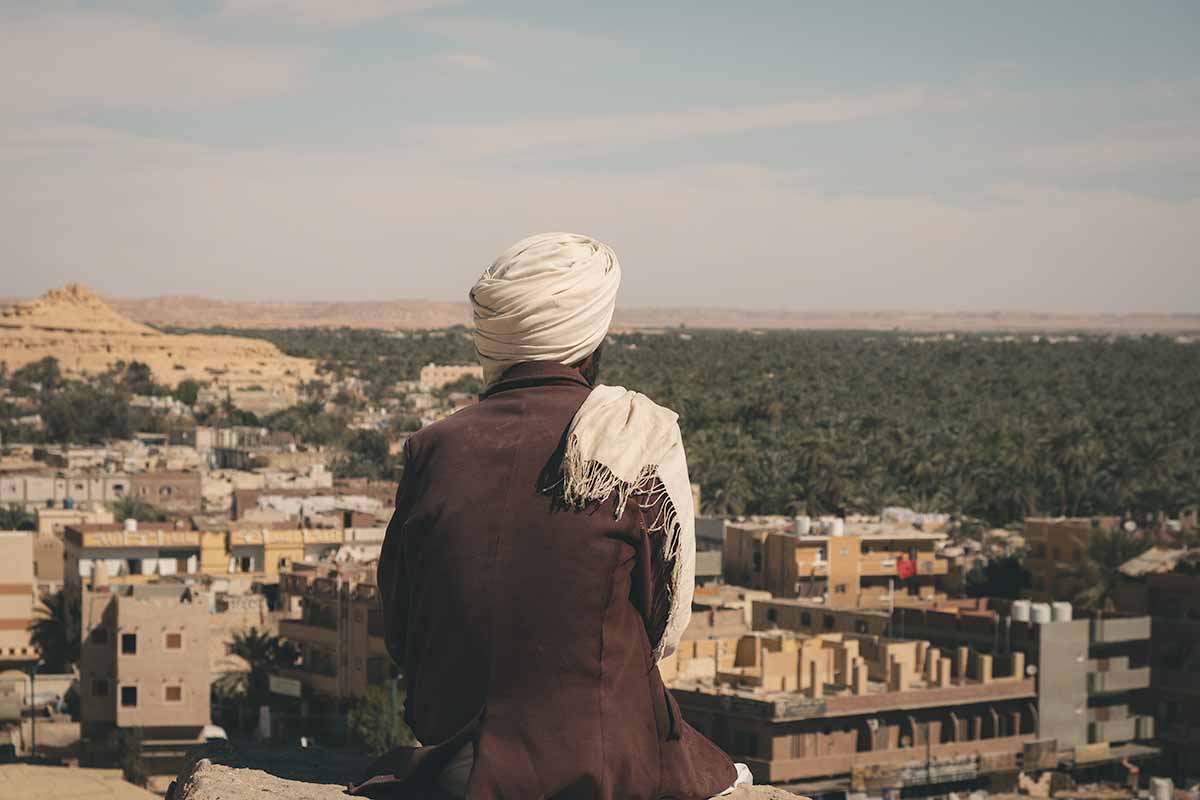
[121,633,137,655]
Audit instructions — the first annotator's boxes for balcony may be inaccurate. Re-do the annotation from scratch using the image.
[1087,667,1151,694]
[1091,616,1150,644]
[279,619,338,648]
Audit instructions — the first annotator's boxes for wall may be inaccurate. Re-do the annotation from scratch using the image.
[0,532,36,665]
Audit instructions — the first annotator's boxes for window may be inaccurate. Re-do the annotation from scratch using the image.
[121,633,137,655]
[855,620,870,634]
[91,627,109,645]
[766,608,778,624]
[752,551,763,573]
[823,615,835,631]
[91,679,109,697]
[164,685,183,703]
[835,583,848,594]
[120,685,138,708]
[160,485,173,497]
[800,612,812,627]
[165,632,183,650]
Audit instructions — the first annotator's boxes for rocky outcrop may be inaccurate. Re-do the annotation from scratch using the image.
[168,741,799,799]
[0,284,315,387]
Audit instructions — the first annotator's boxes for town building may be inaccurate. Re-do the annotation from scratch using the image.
[663,625,1039,794]
[0,532,38,668]
[1113,548,1200,783]
[63,520,386,598]
[893,600,1156,752]
[275,559,392,704]
[417,362,483,390]
[0,469,131,511]
[723,516,949,609]
[130,470,203,513]
[1023,516,1121,601]
[78,583,211,774]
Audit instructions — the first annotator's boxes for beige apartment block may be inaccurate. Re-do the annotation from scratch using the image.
[724,519,949,608]
[277,560,392,703]
[79,584,211,773]
[0,532,38,667]
[0,470,131,511]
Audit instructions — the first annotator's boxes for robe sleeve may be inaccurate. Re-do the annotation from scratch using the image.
[378,439,415,669]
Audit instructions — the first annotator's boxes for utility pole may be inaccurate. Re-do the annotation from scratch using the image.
[29,659,44,760]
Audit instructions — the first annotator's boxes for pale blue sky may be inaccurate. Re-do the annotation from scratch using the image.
[2,1,1198,311]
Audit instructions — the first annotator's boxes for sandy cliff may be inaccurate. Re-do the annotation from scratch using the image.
[0,284,316,388]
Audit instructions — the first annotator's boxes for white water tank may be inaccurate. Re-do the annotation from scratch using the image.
[1011,600,1031,622]
[1051,602,1073,622]
[1030,603,1052,624]
[829,518,846,537]
[1150,778,1173,800]
[794,515,811,535]
[124,518,138,533]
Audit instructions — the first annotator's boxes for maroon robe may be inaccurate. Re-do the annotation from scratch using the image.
[350,362,734,799]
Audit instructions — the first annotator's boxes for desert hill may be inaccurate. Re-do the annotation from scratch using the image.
[102,294,1200,335]
[0,285,316,389]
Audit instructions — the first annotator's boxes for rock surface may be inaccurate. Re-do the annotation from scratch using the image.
[0,283,316,386]
[169,741,798,799]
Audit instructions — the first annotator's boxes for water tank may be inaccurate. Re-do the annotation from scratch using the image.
[1150,778,1173,800]
[124,518,138,533]
[1051,601,1073,622]
[1011,600,1031,622]
[829,518,845,537]
[794,515,811,535]
[1030,603,1052,624]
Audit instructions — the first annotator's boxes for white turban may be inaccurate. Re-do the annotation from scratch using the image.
[471,232,620,386]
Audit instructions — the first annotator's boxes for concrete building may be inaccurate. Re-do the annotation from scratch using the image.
[0,532,38,668]
[417,363,483,390]
[0,470,131,511]
[130,470,203,513]
[275,559,392,704]
[723,517,949,608]
[64,520,385,599]
[1113,548,1200,783]
[1023,516,1121,601]
[79,584,211,774]
[663,626,1039,794]
[893,600,1156,752]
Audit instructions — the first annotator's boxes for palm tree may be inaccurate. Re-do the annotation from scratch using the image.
[0,505,36,531]
[1072,526,1151,611]
[220,627,297,706]
[28,590,80,672]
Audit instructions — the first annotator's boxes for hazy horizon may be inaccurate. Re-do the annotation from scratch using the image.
[3,2,1198,313]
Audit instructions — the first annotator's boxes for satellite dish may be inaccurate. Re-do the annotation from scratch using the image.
[1026,664,1038,676]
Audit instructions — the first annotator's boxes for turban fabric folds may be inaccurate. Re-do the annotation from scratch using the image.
[470,232,620,386]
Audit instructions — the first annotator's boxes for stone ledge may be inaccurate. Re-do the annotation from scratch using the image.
[168,741,798,799]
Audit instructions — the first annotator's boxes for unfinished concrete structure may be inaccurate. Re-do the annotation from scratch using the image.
[663,626,1037,794]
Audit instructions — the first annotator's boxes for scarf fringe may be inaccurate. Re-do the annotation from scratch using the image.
[562,431,688,661]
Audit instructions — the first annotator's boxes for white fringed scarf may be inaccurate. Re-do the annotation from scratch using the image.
[561,384,695,661]
[470,233,694,662]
